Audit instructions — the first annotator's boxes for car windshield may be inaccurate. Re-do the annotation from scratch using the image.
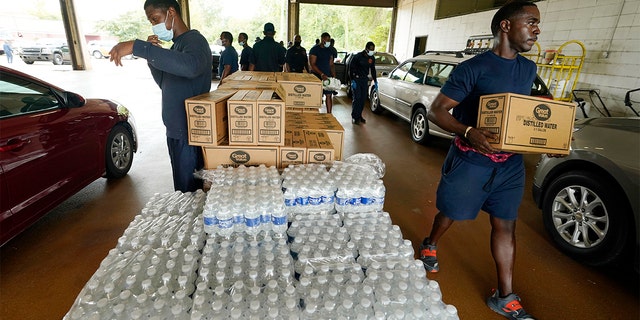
[376,54,398,65]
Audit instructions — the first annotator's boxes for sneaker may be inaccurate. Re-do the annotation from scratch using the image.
[352,118,360,125]
[486,289,536,320]
[419,238,439,273]
[359,117,366,124]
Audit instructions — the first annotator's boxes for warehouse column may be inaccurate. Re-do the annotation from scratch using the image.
[179,0,191,29]
[287,1,300,42]
[59,0,90,70]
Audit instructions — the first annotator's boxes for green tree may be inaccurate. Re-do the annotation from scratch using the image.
[94,11,149,42]
[29,0,61,20]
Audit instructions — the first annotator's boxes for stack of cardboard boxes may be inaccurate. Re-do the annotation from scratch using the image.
[185,71,344,168]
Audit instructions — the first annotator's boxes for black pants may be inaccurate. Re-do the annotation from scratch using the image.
[351,78,368,120]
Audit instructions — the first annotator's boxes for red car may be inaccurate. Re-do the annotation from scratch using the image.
[0,66,137,246]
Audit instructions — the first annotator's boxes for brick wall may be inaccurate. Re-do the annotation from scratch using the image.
[394,0,640,116]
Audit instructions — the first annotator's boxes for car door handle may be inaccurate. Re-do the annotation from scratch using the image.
[0,139,28,152]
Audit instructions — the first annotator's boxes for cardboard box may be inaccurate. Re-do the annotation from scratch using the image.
[276,73,323,107]
[304,130,334,165]
[257,90,286,146]
[225,71,276,82]
[202,141,279,168]
[286,107,321,113]
[285,113,344,160]
[278,129,306,168]
[185,89,237,146]
[218,80,286,99]
[227,90,261,145]
[477,93,576,155]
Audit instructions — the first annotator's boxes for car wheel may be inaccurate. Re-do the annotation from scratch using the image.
[92,51,103,59]
[369,89,383,114]
[25,61,34,65]
[411,108,430,144]
[542,170,631,266]
[105,125,134,179]
[52,53,63,65]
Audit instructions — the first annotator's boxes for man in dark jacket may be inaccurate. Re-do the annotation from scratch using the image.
[238,32,252,71]
[284,34,309,73]
[109,0,212,192]
[249,22,285,72]
[349,41,377,124]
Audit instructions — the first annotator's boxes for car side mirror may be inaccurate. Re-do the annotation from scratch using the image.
[64,91,86,108]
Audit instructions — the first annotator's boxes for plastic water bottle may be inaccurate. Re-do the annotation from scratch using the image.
[444,304,460,320]
[216,205,234,239]
[203,206,217,234]
[244,200,262,239]
[272,202,288,237]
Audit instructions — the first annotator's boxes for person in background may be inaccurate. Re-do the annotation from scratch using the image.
[249,22,285,72]
[284,34,309,73]
[109,0,212,193]
[328,38,340,95]
[309,32,335,113]
[238,32,252,71]
[419,2,544,319]
[349,41,377,125]
[3,40,13,63]
[218,31,238,81]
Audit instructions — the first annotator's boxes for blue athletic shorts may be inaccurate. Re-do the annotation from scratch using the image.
[435,144,525,221]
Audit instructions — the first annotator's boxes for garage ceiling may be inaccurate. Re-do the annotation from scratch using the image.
[295,0,395,8]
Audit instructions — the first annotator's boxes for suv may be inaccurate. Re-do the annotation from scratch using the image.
[19,39,71,65]
[368,51,552,144]
[532,117,639,269]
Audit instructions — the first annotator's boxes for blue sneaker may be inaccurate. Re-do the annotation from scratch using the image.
[419,238,439,273]
[486,289,536,320]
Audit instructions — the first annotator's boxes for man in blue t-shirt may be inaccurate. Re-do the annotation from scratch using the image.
[309,32,335,113]
[218,31,238,81]
[419,2,549,319]
[109,0,212,193]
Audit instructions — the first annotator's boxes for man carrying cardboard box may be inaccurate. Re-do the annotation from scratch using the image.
[420,2,552,319]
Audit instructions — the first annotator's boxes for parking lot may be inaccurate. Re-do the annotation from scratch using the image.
[0,59,638,319]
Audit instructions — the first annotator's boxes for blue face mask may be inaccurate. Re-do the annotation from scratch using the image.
[152,14,174,41]
[324,42,330,48]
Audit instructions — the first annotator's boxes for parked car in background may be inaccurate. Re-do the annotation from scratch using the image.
[368,51,552,144]
[19,38,71,65]
[87,40,116,59]
[87,40,136,60]
[336,51,399,98]
[532,117,639,269]
[0,66,138,246]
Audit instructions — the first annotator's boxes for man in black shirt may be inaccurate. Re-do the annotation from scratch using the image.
[349,41,377,124]
[249,22,285,72]
[238,32,252,71]
[284,34,309,73]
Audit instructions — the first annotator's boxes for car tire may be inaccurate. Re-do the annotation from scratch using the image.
[92,51,103,59]
[105,124,134,179]
[52,53,63,65]
[542,170,631,266]
[411,107,430,144]
[25,61,34,65]
[369,88,383,114]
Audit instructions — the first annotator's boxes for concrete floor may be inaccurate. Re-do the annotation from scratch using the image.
[0,59,638,320]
